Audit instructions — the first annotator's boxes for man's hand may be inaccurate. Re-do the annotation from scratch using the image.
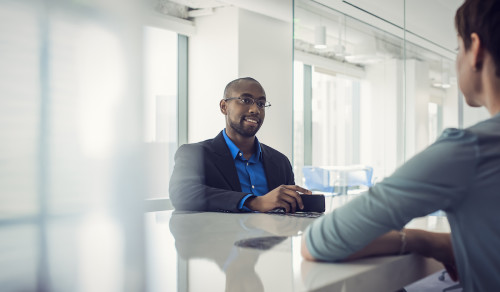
[245,185,312,213]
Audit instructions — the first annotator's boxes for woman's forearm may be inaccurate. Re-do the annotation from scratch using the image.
[344,230,403,260]
[302,228,454,268]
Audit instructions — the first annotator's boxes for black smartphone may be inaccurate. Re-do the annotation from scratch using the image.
[299,194,325,213]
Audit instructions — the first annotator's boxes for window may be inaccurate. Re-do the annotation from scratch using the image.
[311,70,361,166]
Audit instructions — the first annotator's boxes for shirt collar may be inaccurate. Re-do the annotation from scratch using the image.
[222,129,262,161]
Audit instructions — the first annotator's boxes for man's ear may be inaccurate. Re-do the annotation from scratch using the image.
[220,99,227,115]
[470,33,484,71]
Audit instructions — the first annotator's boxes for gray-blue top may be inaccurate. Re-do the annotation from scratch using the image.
[305,113,500,291]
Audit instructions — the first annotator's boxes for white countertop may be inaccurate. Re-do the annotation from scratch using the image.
[145,203,450,292]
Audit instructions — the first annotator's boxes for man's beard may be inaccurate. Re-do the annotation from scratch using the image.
[229,117,262,137]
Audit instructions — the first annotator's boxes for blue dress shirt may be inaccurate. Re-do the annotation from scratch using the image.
[222,129,269,211]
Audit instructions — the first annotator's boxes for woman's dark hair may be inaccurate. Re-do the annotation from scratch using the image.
[455,0,500,76]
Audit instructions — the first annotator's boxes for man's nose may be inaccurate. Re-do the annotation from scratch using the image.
[248,101,261,113]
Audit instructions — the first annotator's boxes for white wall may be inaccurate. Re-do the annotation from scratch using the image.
[463,106,490,128]
[362,59,402,178]
[188,5,294,158]
[441,86,460,130]
[238,9,293,158]
[188,6,239,142]
[405,59,431,157]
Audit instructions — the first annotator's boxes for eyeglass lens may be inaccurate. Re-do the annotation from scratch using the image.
[240,97,267,108]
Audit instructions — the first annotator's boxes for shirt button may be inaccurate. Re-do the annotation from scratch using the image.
[246,162,249,166]
[252,185,255,189]
[239,153,242,157]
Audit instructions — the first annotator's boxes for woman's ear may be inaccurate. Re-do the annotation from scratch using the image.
[220,99,227,115]
[470,32,484,71]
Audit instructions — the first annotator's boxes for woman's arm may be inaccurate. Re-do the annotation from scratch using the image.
[301,229,401,261]
[301,228,458,281]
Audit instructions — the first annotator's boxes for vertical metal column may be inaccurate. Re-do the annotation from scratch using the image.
[458,92,464,129]
[37,0,50,290]
[352,81,361,164]
[304,64,312,166]
[177,34,189,292]
[177,34,188,146]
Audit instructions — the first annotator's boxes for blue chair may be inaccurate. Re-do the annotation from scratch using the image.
[303,165,374,195]
[344,166,373,188]
[302,166,334,193]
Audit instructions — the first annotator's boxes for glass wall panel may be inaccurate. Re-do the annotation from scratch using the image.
[402,43,458,159]
[293,4,406,189]
[0,0,39,220]
[404,0,489,128]
[0,0,146,290]
[293,0,480,193]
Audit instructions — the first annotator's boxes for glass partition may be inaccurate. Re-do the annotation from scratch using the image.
[293,0,478,191]
[0,0,146,290]
[404,0,489,129]
[293,3,405,188]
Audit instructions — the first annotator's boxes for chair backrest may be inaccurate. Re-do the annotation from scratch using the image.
[344,166,373,187]
[303,165,374,194]
[302,166,334,192]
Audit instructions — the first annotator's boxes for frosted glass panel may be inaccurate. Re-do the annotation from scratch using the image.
[0,0,40,219]
[0,0,146,290]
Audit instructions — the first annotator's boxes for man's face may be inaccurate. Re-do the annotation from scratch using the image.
[221,80,266,138]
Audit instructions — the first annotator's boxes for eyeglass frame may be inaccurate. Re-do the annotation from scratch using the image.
[223,96,271,109]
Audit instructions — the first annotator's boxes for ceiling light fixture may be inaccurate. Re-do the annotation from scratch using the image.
[334,15,346,57]
[314,25,327,49]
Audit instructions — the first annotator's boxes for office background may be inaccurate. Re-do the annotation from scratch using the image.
[0,0,489,291]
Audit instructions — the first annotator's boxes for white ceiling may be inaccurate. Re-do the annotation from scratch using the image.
[318,0,463,53]
[219,0,292,22]
[168,0,462,67]
[170,0,293,22]
[168,0,226,9]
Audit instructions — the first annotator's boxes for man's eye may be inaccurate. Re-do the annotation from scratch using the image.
[256,102,265,108]
[241,98,252,104]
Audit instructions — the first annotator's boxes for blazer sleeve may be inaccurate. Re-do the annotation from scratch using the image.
[169,143,248,212]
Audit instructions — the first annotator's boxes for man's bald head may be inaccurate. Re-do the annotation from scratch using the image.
[223,77,264,99]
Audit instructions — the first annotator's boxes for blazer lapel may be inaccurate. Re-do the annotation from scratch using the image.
[261,144,281,190]
[209,131,242,192]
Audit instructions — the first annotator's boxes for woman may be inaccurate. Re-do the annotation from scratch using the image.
[301,0,500,290]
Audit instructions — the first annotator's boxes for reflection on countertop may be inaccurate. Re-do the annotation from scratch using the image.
[171,211,315,292]
[145,211,317,292]
[144,197,449,292]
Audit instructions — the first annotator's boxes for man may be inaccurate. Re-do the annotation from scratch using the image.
[169,77,311,212]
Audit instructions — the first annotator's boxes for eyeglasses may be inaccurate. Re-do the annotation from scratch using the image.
[224,96,271,109]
